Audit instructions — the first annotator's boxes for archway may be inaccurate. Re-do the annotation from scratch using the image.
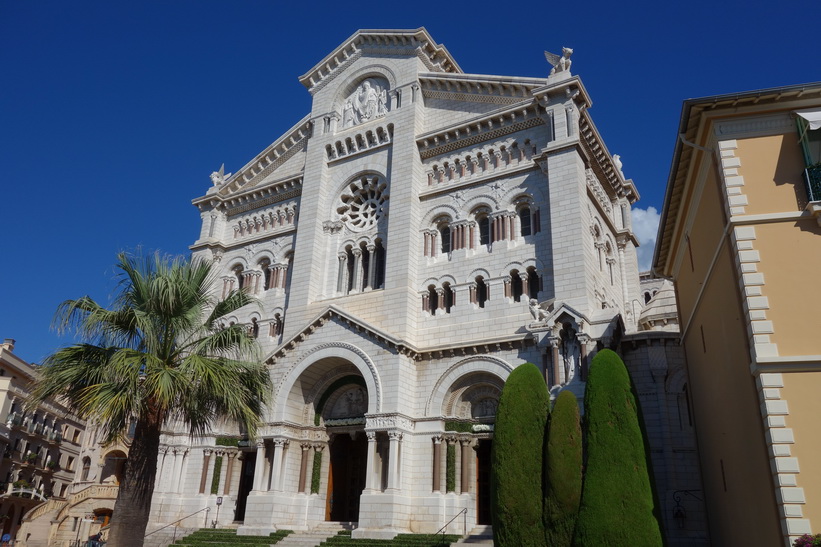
[101,450,127,484]
[318,379,369,523]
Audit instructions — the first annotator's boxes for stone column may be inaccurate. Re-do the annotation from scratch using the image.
[365,432,378,491]
[436,288,445,312]
[432,436,442,492]
[617,238,630,311]
[351,248,363,293]
[578,333,591,382]
[336,254,347,293]
[252,440,266,492]
[519,272,530,299]
[460,438,472,494]
[174,450,188,493]
[387,431,402,491]
[366,244,377,290]
[551,338,561,388]
[199,449,212,494]
[223,452,236,496]
[270,438,288,491]
[298,443,311,493]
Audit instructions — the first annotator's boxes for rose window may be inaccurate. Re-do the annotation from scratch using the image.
[337,175,389,232]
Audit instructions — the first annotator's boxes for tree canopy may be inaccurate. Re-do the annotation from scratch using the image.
[30,252,271,547]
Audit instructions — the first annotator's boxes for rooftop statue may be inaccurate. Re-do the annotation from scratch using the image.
[545,47,573,75]
[210,164,232,186]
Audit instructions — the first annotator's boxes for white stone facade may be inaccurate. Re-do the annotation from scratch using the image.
[148,28,705,543]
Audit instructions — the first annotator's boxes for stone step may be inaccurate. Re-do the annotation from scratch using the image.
[453,525,492,545]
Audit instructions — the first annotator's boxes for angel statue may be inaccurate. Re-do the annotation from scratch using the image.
[529,298,555,322]
[545,47,573,75]
[210,164,232,186]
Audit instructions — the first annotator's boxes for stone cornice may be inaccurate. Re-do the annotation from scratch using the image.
[193,174,303,214]
[578,111,638,202]
[416,100,542,160]
[419,72,546,105]
[267,305,532,364]
[299,28,461,94]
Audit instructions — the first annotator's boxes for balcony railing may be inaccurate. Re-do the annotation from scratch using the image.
[805,165,821,202]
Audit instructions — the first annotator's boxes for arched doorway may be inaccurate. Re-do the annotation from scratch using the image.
[326,432,367,522]
[316,378,369,522]
[101,450,127,484]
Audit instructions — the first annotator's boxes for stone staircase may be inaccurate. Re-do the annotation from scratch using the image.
[142,525,200,547]
[452,525,492,544]
[276,522,354,547]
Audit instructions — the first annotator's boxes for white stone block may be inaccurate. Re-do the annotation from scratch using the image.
[782,504,804,517]
[765,399,790,415]
[774,457,800,473]
[734,226,757,240]
[719,139,738,150]
[786,518,812,535]
[759,373,784,388]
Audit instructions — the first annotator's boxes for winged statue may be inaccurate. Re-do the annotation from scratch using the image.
[210,163,232,186]
[545,47,573,75]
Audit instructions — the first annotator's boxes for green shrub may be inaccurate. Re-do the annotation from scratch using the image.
[491,362,549,547]
[210,455,223,495]
[311,450,322,494]
[572,349,662,546]
[446,443,456,492]
[544,390,582,547]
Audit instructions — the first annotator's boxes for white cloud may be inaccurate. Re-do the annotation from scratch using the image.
[631,206,661,272]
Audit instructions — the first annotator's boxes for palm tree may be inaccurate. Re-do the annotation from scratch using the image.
[30,252,271,547]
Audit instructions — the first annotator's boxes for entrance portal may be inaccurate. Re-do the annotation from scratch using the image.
[476,439,492,525]
[326,433,367,522]
[234,451,255,522]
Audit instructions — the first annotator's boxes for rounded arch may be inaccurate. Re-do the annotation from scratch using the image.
[421,204,459,225]
[426,356,513,416]
[226,257,249,271]
[272,237,294,263]
[334,64,397,106]
[465,193,502,212]
[466,268,491,283]
[272,342,382,422]
[253,250,276,265]
[438,274,457,286]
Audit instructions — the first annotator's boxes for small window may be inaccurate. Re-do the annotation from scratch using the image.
[476,277,487,308]
[440,226,451,254]
[479,216,490,245]
[519,208,532,237]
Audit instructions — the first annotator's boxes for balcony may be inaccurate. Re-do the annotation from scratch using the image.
[47,430,63,444]
[805,165,821,202]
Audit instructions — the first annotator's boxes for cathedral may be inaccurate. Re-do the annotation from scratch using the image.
[145,28,706,544]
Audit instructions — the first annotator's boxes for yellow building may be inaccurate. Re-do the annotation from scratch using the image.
[655,82,821,546]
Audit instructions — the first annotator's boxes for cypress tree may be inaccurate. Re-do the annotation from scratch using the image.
[573,349,663,546]
[491,362,549,547]
[544,389,582,547]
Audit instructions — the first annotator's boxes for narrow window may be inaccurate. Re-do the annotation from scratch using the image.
[440,225,451,254]
[476,277,487,308]
[443,283,453,313]
[428,286,438,315]
[527,267,539,299]
[519,208,532,237]
[374,239,386,289]
[479,216,490,245]
[510,270,523,302]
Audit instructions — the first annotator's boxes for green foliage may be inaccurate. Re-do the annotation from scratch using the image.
[28,252,273,545]
[215,437,239,447]
[491,362,549,547]
[444,420,473,433]
[445,443,456,492]
[572,349,662,546]
[210,455,223,495]
[544,390,582,547]
[311,450,322,494]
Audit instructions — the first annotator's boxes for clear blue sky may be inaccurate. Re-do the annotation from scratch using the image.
[2,1,819,364]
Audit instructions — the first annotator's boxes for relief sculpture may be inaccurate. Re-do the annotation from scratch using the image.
[342,79,389,129]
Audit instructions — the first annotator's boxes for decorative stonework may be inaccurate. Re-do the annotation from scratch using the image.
[338,175,389,232]
[586,168,613,218]
[341,79,389,129]
[755,372,811,541]
[718,140,749,216]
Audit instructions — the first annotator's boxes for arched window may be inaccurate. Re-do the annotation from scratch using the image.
[510,270,523,302]
[605,241,615,286]
[519,207,532,237]
[442,283,454,313]
[440,225,451,254]
[478,216,490,246]
[644,291,652,304]
[427,285,439,315]
[259,258,272,290]
[373,238,386,289]
[475,276,488,308]
[81,457,91,482]
[231,265,244,290]
[526,267,540,299]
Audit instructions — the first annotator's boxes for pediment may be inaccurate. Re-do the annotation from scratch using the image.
[267,304,531,364]
[299,28,461,95]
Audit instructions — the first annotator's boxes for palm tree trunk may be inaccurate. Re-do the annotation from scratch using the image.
[106,408,163,547]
